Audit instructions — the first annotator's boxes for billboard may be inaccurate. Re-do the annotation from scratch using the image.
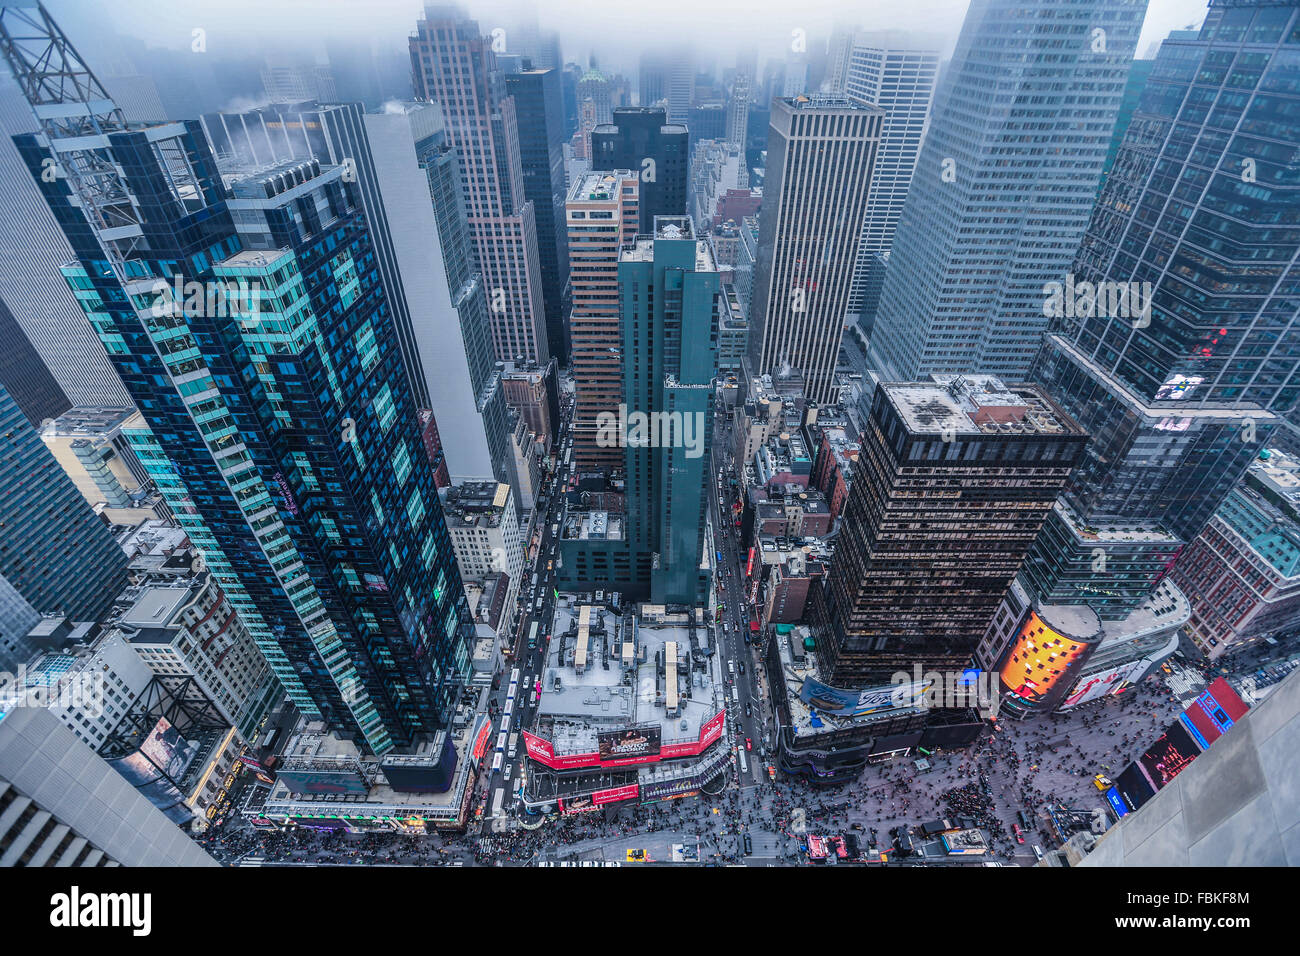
[997,612,1098,714]
[1116,762,1156,811]
[798,677,930,718]
[642,776,702,803]
[598,726,662,762]
[1138,721,1202,791]
[278,767,371,796]
[1059,659,1148,710]
[523,711,725,770]
[1180,678,1248,750]
[109,717,200,825]
[593,783,640,805]
[1105,787,1130,818]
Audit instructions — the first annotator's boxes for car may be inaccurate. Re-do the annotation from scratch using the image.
[1094,773,1113,790]
[738,661,745,674]
[745,737,753,751]
[744,702,752,717]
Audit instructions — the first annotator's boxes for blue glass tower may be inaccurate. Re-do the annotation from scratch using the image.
[17,104,474,755]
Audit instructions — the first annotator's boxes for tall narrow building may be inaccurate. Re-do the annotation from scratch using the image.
[0,383,128,623]
[813,376,1088,685]
[14,30,475,755]
[200,100,497,480]
[590,106,688,233]
[747,96,883,405]
[1024,1,1300,619]
[867,0,1147,382]
[842,38,940,331]
[557,217,718,603]
[567,170,640,472]
[410,5,550,366]
[505,65,572,366]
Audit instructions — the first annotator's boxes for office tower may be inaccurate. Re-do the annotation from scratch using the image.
[726,71,750,151]
[782,56,809,97]
[1025,2,1300,619]
[622,217,718,604]
[868,0,1147,382]
[260,62,336,103]
[825,30,855,94]
[412,110,518,501]
[591,107,688,233]
[813,376,1088,685]
[0,83,129,407]
[12,19,474,756]
[0,706,218,867]
[0,294,70,427]
[410,6,551,366]
[577,68,613,125]
[639,52,668,108]
[202,103,431,411]
[0,383,128,622]
[1098,57,1155,195]
[0,573,39,671]
[568,170,640,471]
[842,39,940,328]
[747,97,883,405]
[505,66,572,367]
[667,53,696,126]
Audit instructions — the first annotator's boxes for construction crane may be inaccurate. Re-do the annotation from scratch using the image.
[0,0,142,273]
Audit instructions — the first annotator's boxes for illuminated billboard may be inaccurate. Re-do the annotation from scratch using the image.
[1059,659,1148,710]
[997,611,1099,714]
[1138,722,1202,791]
[597,726,662,762]
[109,717,200,825]
[278,767,371,796]
[1179,678,1248,750]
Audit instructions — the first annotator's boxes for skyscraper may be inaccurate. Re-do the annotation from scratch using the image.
[567,170,640,471]
[12,23,474,755]
[0,293,70,427]
[621,217,718,604]
[747,96,883,405]
[813,376,1088,685]
[505,65,572,366]
[410,6,551,366]
[1025,1,1300,618]
[0,383,128,622]
[590,107,689,233]
[842,38,940,330]
[557,217,718,602]
[201,100,496,480]
[0,82,129,407]
[868,0,1147,382]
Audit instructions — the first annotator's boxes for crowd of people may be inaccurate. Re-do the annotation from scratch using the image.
[198,671,1189,867]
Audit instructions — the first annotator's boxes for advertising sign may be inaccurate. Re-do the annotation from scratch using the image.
[1138,721,1202,791]
[524,711,726,770]
[1180,678,1248,750]
[109,717,200,825]
[592,783,640,805]
[1105,787,1129,818]
[798,677,929,718]
[641,776,701,802]
[598,726,662,762]
[1059,659,1147,710]
[1116,763,1156,811]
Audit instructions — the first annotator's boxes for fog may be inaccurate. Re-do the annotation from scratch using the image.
[45,0,1213,77]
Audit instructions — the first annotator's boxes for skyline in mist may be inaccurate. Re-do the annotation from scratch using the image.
[46,0,1214,78]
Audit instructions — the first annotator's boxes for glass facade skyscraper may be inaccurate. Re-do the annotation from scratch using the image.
[1027,0,1300,619]
[868,0,1147,382]
[590,107,689,234]
[18,106,474,755]
[0,382,128,624]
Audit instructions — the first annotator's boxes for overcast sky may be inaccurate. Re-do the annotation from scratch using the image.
[48,0,1214,73]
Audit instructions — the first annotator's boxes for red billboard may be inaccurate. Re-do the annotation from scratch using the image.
[522,711,726,771]
[593,783,640,805]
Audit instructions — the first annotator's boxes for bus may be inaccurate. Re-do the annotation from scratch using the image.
[499,715,511,734]
[491,752,503,774]
[496,730,508,753]
[716,550,723,565]
[527,622,539,650]
[491,788,505,818]
[508,733,519,758]
[510,667,521,686]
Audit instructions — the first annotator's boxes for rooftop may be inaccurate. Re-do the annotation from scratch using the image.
[885,375,1083,438]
